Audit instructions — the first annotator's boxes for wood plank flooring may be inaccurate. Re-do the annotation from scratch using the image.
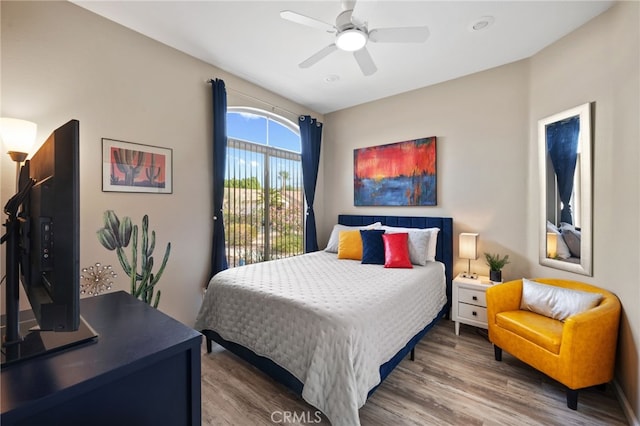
[201,320,628,425]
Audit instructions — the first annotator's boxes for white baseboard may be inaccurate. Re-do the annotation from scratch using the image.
[613,379,639,426]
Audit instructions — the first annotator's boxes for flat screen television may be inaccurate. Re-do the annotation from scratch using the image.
[2,119,97,366]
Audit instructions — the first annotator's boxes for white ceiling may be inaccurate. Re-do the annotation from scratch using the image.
[73,1,613,114]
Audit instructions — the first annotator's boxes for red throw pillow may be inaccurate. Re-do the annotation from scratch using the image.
[382,233,413,268]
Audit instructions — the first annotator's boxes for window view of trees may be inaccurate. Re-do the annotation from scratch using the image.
[224,109,304,267]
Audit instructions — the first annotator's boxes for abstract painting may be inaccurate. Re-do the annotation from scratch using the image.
[102,138,172,193]
[354,137,436,206]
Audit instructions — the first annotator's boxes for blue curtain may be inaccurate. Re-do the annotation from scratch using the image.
[546,115,580,224]
[299,115,323,253]
[210,79,228,278]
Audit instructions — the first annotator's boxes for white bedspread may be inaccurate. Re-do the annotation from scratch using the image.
[195,251,446,426]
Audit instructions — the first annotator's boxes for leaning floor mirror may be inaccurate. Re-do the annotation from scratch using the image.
[538,102,593,276]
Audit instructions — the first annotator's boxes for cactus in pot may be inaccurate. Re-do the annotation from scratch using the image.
[97,210,171,308]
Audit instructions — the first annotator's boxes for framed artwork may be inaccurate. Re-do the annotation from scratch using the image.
[102,138,172,193]
[354,137,437,206]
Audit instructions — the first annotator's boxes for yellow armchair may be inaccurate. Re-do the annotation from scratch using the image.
[486,278,621,410]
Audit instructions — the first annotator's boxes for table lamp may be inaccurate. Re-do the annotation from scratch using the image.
[546,232,558,258]
[459,232,479,279]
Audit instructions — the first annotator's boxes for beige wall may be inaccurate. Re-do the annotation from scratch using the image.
[322,60,531,277]
[324,1,638,421]
[528,1,639,420]
[2,0,637,422]
[0,1,323,326]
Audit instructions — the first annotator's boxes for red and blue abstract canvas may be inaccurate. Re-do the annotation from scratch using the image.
[354,137,437,206]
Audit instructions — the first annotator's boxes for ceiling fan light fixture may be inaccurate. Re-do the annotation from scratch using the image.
[336,29,367,51]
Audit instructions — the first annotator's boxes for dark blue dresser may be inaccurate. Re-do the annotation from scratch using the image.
[1,291,202,425]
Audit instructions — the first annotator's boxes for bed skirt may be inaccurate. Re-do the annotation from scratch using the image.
[203,303,447,401]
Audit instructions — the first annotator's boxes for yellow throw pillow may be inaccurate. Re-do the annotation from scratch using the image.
[337,230,363,260]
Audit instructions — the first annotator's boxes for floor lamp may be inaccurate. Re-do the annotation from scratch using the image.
[0,117,37,190]
[0,117,36,354]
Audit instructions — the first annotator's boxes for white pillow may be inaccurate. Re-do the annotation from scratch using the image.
[324,222,382,253]
[520,278,603,321]
[381,226,440,265]
[546,221,571,259]
[559,222,581,258]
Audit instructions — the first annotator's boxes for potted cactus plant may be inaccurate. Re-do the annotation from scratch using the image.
[484,252,510,283]
[97,210,171,308]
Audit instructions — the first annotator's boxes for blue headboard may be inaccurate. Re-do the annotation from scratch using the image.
[338,214,454,313]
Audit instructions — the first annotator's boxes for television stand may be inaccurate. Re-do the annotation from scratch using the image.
[1,313,98,366]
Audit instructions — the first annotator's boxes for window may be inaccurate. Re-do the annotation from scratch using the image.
[224,108,304,266]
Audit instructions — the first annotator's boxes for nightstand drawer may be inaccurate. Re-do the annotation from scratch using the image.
[457,302,488,323]
[452,274,491,335]
[458,288,487,307]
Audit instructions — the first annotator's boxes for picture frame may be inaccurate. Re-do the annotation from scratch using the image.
[102,138,173,194]
[354,137,437,206]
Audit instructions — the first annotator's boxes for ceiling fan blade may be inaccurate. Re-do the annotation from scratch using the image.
[280,10,336,33]
[341,0,357,11]
[299,44,338,68]
[349,0,369,29]
[369,26,430,43]
[353,47,377,76]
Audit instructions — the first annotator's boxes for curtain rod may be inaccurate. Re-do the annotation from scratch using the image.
[207,79,302,120]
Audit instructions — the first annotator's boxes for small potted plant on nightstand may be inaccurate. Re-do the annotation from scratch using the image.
[484,252,510,283]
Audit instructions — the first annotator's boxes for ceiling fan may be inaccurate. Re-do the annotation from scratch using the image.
[280,0,429,76]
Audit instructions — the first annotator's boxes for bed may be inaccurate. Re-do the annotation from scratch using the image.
[195,215,453,426]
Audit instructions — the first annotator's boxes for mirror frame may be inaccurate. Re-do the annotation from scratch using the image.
[538,102,593,276]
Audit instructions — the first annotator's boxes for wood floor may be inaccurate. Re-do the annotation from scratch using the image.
[201,320,628,425]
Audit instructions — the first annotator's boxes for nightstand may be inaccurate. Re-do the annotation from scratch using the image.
[452,274,494,336]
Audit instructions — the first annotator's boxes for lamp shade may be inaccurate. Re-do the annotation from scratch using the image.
[0,117,37,156]
[546,232,558,258]
[459,233,478,260]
